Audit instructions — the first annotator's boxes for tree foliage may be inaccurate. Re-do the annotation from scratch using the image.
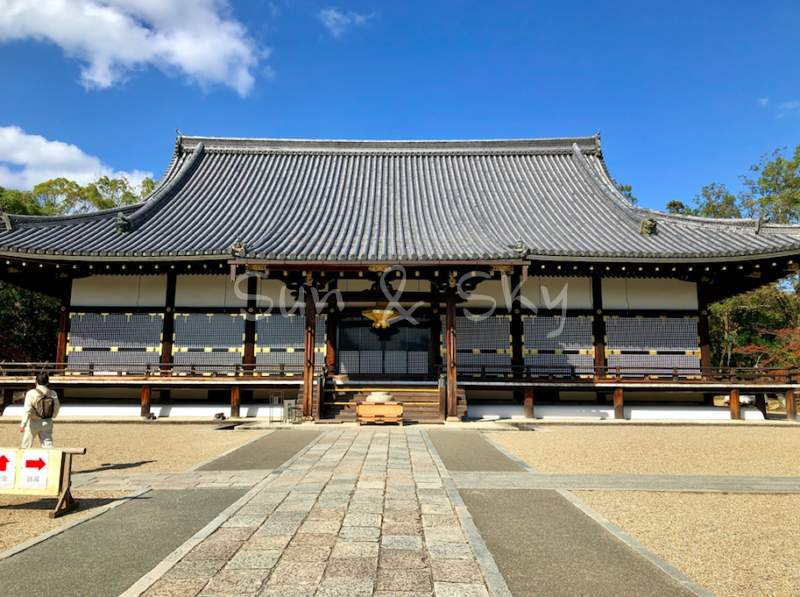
[1,175,158,361]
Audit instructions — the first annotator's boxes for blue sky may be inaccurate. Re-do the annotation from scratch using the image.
[0,0,798,210]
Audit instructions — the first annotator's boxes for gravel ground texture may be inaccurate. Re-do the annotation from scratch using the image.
[0,491,129,553]
[575,491,800,597]
[488,426,800,475]
[0,423,264,473]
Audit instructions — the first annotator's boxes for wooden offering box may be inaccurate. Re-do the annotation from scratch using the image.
[356,402,404,426]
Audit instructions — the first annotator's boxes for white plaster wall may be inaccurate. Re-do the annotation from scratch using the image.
[71,275,167,307]
[176,275,247,308]
[602,278,698,310]
[257,279,297,309]
[519,277,592,310]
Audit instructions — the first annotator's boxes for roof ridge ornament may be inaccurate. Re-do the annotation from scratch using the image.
[1,211,11,231]
[754,217,762,234]
[116,212,133,233]
[639,217,657,235]
[231,237,247,258]
[508,238,530,257]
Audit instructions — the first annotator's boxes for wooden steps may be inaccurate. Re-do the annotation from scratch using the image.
[321,386,466,423]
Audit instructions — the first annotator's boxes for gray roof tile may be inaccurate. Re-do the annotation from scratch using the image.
[1,135,799,261]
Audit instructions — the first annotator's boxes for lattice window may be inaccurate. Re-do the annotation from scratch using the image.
[254,313,326,373]
[339,316,429,375]
[172,313,245,374]
[605,317,699,352]
[520,315,593,377]
[605,316,701,377]
[443,315,512,376]
[66,313,162,371]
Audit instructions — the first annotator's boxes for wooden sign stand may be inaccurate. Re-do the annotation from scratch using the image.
[51,449,85,518]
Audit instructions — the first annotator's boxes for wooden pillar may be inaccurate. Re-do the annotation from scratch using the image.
[231,385,241,418]
[786,390,797,422]
[243,274,257,374]
[160,272,177,371]
[755,393,767,419]
[446,290,458,420]
[510,274,524,378]
[140,385,151,417]
[1,388,13,414]
[591,277,606,380]
[697,284,712,379]
[56,282,71,367]
[326,309,337,374]
[431,308,442,377]
[302,289,316,418]
[524,387,534,419]
[729,389,741,420]
[613,388,624,419]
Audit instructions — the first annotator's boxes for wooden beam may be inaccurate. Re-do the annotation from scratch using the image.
[160,271,177,370]
[613,388,624,420]
[140,385,151,417]
[243,275,257,373]
[786,390,797,422]
[302,289,316,418]
[524,387,534,419]
[231,385,241,418]
[446,290,458,420]
[697,283,712,379]
[326,309,337,374]
[729,389,741,420]
[591,277,606,377]
[755,393,767,419]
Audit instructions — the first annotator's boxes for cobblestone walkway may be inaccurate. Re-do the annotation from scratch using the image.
[140,428,497,597]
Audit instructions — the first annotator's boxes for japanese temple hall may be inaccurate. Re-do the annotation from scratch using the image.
[1,134,799,422]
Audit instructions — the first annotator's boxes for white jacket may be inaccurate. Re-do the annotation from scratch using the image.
[21,385,60,427]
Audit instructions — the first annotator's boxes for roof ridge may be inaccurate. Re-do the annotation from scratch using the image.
[177,135,601,155]
[634,207,800,234]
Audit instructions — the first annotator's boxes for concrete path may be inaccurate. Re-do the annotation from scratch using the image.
[0,488,247,597]
[427,431,706,597]
[450,471,800,493]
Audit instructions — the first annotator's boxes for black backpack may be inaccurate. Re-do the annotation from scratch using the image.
[34,388,55,419]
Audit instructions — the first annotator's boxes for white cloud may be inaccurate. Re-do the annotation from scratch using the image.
[0,0,265,96]
[0,126,152,191]
[758,97,769,106]
[778,101,800,118]
[317,7,373,38]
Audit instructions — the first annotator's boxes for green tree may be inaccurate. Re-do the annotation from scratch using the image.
[739,145,800,224]
[614,180,638,205]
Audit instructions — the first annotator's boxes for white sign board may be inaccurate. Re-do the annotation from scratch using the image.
[0,450,16,489]
[19,451,50,490]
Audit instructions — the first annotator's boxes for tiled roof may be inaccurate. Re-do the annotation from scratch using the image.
[2,134,799,262]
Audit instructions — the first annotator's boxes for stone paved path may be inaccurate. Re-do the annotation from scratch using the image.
[140,428,496,597]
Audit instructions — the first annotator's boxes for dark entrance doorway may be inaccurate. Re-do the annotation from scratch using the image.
[337,316,431,376]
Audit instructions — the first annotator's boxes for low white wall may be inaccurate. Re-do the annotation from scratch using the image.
[466,404,765,421]
[2,403,281,418]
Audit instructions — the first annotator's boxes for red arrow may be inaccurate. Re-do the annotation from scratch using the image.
[25,458,46,471]
[0,455,8,472]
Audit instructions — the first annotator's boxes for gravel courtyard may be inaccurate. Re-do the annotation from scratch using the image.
[490,425,800,597]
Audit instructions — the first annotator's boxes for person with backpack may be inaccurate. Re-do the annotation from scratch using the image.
[19,372,60,448]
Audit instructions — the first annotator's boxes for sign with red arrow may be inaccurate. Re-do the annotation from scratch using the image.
[0,451,16,489]
[19,450,50,490]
